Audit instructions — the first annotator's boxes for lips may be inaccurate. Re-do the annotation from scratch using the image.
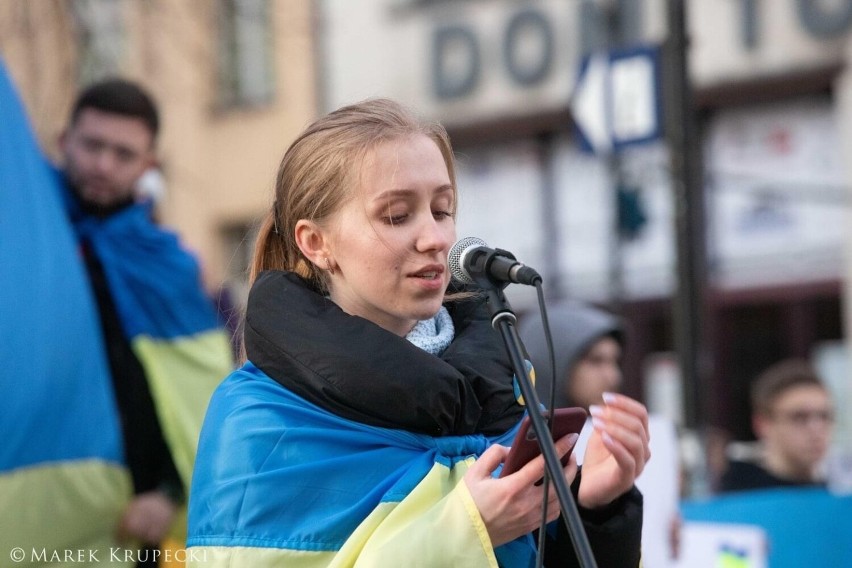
[410,264,445,280]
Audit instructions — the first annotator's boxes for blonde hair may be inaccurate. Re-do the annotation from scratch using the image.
[250,98,457,292]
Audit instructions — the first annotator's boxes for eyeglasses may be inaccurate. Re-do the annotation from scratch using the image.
[774,409,835,427]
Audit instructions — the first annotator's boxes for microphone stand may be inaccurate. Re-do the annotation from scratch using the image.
[475,269,598,568]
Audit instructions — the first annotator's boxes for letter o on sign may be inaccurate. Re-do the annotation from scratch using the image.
[503,9,554,86]
[432,25,481,99]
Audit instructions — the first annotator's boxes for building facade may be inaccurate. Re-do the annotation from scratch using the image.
[318,0,852,453]
[0,0,318,305]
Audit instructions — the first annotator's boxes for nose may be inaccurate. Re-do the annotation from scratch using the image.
[93,148,117,174]
[605,363,623,391]
[415,215,454,253]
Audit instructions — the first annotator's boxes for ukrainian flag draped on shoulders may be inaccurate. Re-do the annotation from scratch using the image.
[188,271,645,568]
[189,363,520,567]
[0,60,232,565]
[61,173,234,490]
[188,271,535,567]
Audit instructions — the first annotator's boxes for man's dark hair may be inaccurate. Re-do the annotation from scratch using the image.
[750,359,826,416]
[70,78,159,139]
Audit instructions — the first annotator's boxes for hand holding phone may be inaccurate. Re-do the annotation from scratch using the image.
[499,407,587,478]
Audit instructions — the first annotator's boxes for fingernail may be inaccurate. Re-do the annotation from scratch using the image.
[602,392,618,404]
[592,417,606,430]
[566,433,579,445]
[589,404,604,418]
[602,432,615,446]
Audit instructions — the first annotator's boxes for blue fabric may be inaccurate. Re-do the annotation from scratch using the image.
[63,191,220,340]
[405,306,454,355]
[188,362,521,552]
[0,59,123,472]
[681,488,852,568]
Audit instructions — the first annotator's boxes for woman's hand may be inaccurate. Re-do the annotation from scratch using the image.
[578,392,651,509]
[464,432,579,547]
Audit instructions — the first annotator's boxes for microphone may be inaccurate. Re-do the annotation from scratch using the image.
[448,237,542,287]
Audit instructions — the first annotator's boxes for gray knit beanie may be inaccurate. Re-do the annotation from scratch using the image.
[518,301,624,409]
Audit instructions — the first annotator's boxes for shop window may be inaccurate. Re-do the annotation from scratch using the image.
[220,221,258,306]
[70,0,126,84]
[216,0,274,108]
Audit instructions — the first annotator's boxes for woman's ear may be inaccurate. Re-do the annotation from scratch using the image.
[294,219,330,271]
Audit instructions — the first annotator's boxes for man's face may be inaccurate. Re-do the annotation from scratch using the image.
[60,108,154,210]
[567,337,623,409]
[756,385,834,477]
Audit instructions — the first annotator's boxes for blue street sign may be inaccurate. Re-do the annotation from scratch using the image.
[571,45,663,154]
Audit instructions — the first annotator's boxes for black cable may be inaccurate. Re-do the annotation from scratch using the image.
[534,279,560,568]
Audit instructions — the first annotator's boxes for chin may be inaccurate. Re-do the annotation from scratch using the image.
[411,301,444,322]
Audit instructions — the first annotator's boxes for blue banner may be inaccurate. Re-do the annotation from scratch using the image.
[681,488,852,567]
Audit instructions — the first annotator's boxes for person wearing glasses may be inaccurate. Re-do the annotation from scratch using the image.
[719,359,835,493]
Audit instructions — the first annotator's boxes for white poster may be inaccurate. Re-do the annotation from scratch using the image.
[706,97,846,288]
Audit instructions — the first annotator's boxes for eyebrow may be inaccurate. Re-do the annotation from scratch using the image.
[81,134,143,158]
[372,185,454,203]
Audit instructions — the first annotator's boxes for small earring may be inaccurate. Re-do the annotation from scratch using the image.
[325,257,335,275]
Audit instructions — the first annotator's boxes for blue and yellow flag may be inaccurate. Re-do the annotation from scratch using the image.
[0,60,232,565]
[187,363,539,568]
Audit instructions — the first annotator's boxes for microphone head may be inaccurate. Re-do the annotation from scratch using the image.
[448,236,487,284]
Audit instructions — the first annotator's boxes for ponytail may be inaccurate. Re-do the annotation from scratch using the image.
[248,212,286,284]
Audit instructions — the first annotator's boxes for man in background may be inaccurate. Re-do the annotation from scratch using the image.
[719,359,834,492]
[60,79,179,560]
[60,78,234,563]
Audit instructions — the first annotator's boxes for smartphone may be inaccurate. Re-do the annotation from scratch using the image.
[499,407,587,478]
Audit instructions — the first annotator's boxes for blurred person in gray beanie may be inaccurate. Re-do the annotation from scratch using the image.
[519,300,624,411]
[519,300,682,568]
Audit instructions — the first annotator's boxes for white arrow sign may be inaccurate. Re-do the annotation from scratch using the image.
[570,46,662,155]
[571,53,612,154]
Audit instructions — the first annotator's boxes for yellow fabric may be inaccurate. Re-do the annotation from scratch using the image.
[0,459,133,567]
[186,546,336,567]
[135,331,231,547]
[188,459,497,568]
[340,458,496,567]
[133,331,232,492]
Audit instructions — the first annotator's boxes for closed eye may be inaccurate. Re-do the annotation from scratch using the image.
[384,214,409,225]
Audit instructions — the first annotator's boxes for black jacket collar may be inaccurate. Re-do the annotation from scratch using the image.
[244,271,523,436]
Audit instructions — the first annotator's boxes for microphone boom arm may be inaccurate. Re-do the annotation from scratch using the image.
[482,284,598,568]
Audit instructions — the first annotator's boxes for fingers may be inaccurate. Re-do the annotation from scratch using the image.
[468,443,510,478]
[465,432,583,546]
[603,392,650,435]
[465,441,568,546]
[543,486,562,523]
[514,432,579,486]
[540,452,578,521]
[562,450,579,481]
[589,394,651,476]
